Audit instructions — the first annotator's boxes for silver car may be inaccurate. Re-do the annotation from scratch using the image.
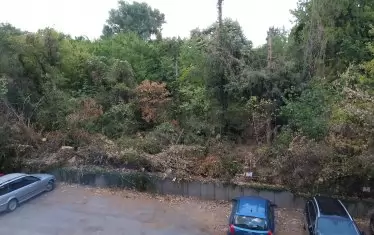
[0,173,56,212]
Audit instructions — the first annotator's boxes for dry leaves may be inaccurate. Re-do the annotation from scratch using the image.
[58,183,306,235]
[135,80,171,123]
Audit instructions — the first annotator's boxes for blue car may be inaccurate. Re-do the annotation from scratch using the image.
[228,196,277,235]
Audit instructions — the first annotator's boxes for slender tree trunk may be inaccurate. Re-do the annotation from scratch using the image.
[266,29,274,144]
[302,0,326,80]
[267,29,273,71]
[218,0,223,28]
[217,0,227,133]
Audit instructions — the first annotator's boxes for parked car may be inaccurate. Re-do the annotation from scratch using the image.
[0,173,56,213]
[228,196,276,235]
[304,196,365,235]
[370,212,374,235]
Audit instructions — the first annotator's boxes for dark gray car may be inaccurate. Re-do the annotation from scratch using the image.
[0,173,55,212]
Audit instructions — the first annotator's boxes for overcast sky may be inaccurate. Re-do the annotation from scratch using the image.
[0,0,297,46]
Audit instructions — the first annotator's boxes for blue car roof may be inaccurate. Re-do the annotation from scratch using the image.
[234,196,268,219]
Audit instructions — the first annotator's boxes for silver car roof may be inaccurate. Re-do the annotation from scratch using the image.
[0,173,27,185]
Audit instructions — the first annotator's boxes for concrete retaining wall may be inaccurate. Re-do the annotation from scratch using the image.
[51,168,374,218]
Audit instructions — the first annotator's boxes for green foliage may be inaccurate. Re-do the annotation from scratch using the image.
[136,123,179,154]
[273,127,294,149]
[147,122,179,145]
[1,0,374,196]
[177,84,209,117]
[120,149,153,171]
[91,102,139,138]
[94,33,165,82]
[59,38,92,90]
[178,39,208,85]
[281,83,335,140]
[36,88,78,131]
[102,0,165,40]
[117,123,179,154]
[0,75,7,98]
[220,155,243,180]
[290,0,374,78]
[117,135,163,154]
[137,137,163,154]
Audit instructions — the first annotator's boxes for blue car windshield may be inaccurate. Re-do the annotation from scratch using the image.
[234,215,268,231]
[316,217,359,235]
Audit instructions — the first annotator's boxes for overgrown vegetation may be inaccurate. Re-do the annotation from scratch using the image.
[1,0,374,197]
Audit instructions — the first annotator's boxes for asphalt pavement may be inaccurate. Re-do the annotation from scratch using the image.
[0,184,210,235]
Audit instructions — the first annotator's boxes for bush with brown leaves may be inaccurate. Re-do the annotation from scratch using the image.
[135,80,171,123]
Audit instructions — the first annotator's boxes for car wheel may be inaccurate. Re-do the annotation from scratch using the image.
[7,199,18,212]
[46,180,55,192]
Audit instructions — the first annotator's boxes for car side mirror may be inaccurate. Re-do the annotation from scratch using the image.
[270,203,278,208]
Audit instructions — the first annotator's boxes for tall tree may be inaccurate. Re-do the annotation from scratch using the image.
[291,0,374,79]
[215,0,228,133]
[102,1,166,40]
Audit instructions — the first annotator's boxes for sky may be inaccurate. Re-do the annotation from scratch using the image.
[0,0,298,46]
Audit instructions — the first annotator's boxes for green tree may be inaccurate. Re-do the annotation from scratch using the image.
[93,33,164,82]
[281,81,335,140]
[102,1,166,40]
[204,16,252,133]
[291,0,374,79]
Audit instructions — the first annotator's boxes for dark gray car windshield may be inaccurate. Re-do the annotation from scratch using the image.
[233,215,267,231]
[316,217,359,235]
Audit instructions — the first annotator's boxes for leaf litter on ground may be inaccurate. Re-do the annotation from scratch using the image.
[58,183,305,235]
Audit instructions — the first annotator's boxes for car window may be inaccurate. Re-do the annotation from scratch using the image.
[23,176,40,184]
[316,217,359,235]
[9,178,27,191]
[0,184,9,196]
[9,177,37,191]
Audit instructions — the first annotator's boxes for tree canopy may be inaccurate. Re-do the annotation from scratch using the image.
[1,0,374,197]
[102,0,166,40]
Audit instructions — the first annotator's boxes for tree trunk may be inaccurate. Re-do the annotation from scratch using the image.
[266,117,272,145]
[218,0,223,28]
[217,0,227,133]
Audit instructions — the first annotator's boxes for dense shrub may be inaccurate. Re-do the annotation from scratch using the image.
[36,89,78,131]
[138,136,163,154]
[89,102,139,138]
[146,122,179,145]
[197,154,243,180]
[120,149,153,171]
[135,80,171,124]
[117,135,163,154]
[281,83,335,140]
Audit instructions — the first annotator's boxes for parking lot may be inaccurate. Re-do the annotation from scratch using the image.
[0,183,367,235]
